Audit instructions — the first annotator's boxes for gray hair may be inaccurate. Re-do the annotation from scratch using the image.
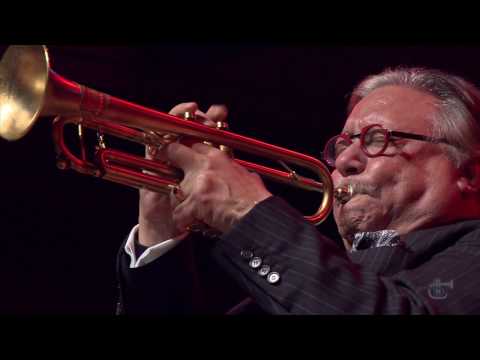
[347,67,480,167]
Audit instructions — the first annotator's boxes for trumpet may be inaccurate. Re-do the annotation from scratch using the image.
[0,45,352,225]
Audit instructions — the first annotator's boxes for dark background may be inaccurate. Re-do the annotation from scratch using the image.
[1,43,480,314]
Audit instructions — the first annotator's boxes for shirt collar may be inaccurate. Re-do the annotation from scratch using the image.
[351,229,401,252]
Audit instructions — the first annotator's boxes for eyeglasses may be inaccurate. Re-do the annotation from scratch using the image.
[322,123,450,168]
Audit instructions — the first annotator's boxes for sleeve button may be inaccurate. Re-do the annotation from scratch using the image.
[267,272,281,284]
[258,265,271,277]
[249,257,262,269]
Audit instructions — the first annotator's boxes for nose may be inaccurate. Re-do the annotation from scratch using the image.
[334,141,367,177]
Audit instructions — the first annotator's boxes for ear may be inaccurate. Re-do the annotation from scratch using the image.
[457,157,480,193]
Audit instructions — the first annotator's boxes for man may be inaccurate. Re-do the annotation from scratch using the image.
[117,67,480,314]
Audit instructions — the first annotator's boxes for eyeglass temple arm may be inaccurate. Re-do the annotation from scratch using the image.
[389,130,449,144]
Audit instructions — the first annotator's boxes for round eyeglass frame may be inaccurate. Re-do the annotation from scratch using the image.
[322,123,449,168]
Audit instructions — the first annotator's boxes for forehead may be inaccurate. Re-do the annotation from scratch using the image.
[344,85,440,134]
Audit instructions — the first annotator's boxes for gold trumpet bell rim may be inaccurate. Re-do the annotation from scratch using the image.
[0,45,50,141]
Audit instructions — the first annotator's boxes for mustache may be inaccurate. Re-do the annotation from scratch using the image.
[336,181,380,198]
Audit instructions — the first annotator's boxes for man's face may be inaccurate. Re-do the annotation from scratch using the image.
[332,85,462,247]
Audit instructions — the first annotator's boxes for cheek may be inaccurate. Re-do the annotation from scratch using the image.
[332,156,401,185]
[413,158,457,202]
[365,157,399,183]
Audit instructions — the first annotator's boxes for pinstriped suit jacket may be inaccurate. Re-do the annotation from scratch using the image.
[117,196,480,314]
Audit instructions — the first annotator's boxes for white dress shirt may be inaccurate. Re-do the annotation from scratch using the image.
[124,224,188,268]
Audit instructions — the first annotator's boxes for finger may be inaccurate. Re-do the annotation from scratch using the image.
[140,186,169,202]
[172,198,198,232]
[206,104,229,123]
[249,171,264,183]
[166,142,203,171]
[191,142,221,156]
[169,102,199,116]
[193,110,216,127]
[169,185,185,208]
[144,102,198,160]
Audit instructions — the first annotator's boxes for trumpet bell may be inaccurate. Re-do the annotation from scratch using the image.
[0,45,50,141]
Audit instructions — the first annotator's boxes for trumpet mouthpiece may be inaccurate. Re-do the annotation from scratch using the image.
[334,184,353,204]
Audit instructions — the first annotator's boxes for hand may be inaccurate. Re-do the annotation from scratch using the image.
[166,116,273,234]
[138,102,216,247]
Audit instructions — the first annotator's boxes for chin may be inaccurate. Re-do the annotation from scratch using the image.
[334,199,389,238]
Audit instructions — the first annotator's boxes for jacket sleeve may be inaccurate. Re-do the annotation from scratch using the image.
[116,234,247,315]
[211,196,480,314]
[116,235,205,315]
